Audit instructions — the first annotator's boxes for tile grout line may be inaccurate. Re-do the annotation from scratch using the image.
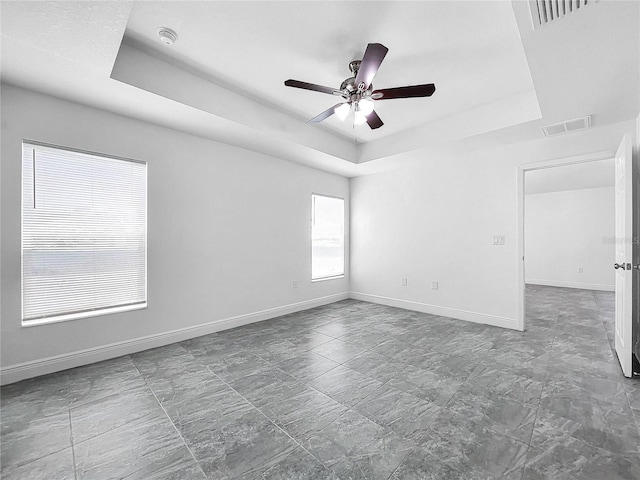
[67,377,79,480]
[518,305,561,480]
[176,343,343,479]
[511,289,564,480]
[129,357,208,480]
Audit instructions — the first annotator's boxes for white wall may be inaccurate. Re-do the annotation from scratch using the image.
[525,187,615,291]
[350,120,636,330]
[0,84,349,383]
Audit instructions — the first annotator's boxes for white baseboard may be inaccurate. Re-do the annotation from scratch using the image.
[526,279,615,292]
[349,292,518,331]
[0,293,349,385]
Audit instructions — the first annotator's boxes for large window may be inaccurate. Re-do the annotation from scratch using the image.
[22,141,147,325]
[311,194,345,281]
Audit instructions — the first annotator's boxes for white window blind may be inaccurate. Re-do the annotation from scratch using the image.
[311,194,345,281]
[22,141,147,324]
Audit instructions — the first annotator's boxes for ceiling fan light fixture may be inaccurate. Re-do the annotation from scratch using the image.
[353,106,367,126]
[335,103,350,121]
[358,98,374,115]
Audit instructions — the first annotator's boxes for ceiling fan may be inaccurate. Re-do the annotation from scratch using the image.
[284,43,436,130]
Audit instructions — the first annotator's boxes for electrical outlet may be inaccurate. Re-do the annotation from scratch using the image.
[432,281,439,290]
[577,267,583,274]
[293,280,298,289]
[401,278,408,287]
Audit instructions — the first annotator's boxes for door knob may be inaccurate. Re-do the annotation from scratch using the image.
[633,264,640,271]
[614,263,626,270]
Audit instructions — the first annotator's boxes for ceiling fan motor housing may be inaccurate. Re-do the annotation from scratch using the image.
[341,61,373,97]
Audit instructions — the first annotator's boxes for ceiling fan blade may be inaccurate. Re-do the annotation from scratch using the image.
[285,79,342,96]
[366,110,384,130]
[372,83,436,100]
[354,43,388,92]
[307,103,344,123]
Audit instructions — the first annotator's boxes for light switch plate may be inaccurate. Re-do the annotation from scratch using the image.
[493,235,505,245]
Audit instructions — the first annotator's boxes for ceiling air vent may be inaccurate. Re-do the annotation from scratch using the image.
[530,0,596,29]
[542,116,591,137]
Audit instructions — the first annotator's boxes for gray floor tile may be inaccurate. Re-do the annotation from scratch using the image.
[524,433,640,480]
[542,375,628,406]
[0,411,72,474]
[0,447,75,480]
[308,365,383,408]
[228,366,307,408]
[426,352,482,382]
[275,352,340,382]
[312,320,365,339]
[433,332,495,356]
[385,364,463,406]
[74,414,203,480]
[302,410,415,480]
[339,327,392,349]
[353,384,441,441]
[201,351,271,382]
[260,387,348,441]
[310,338,367,363]
[466,363,544,405]
[622,380,640,411]
[538,394,636,440]
[532,406,640,458]
[413,409,529,479]
[131,345,229,406]
[257,447,338,479]
[0,371,69,427]
[71,385,165,444]
[67,355,147,406]
[446,383,537,444]
[181,407,297,480]
[343,350,407,383]
[164,386,254,433]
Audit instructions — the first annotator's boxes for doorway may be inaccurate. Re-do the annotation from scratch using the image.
[516,151,615,331]
[517,141,638,378]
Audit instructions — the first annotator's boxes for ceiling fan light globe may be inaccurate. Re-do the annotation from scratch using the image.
[354,110,367,126]
[359,98,375,115]
[335,103,350,121]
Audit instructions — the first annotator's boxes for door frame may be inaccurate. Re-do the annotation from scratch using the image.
[516,150,615,331]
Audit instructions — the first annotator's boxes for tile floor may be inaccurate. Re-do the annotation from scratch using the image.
[1,286,639,479]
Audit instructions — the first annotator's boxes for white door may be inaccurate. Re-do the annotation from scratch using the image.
[614,135,633,377]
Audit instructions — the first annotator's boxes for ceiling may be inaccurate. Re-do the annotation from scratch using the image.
[1,1,638,177]
[525,158,615,195]
[123,1,537,143]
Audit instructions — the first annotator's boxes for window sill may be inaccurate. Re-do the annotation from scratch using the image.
[22,303,147,327]
[312,275,345,283]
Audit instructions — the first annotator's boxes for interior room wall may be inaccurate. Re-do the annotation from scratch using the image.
[524,187,615,291]
[0,84,350,384]
[350,119,636,330]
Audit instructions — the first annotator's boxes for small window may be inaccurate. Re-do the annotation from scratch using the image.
[22,141,147,325]
[311,194,345,281]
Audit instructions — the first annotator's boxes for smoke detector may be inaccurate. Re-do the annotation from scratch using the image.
[157,28,178,46]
